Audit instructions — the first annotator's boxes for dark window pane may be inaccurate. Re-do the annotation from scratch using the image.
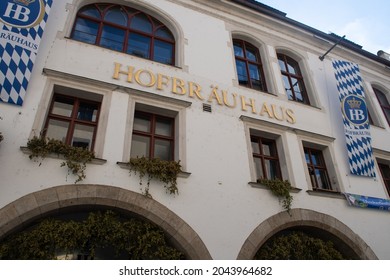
[79,7,100,18]
[253,157,264,180]
[287,60,298,74]
[130,13,152,33]
[156,26,174,40]
[52,98,73,117]
[154,40,173,64]
[46,119,69,142]
[100,25,125,51]
[282,75,293,100]
[236,60,248,85]
[305,151,310,163]
[249,64,262,90]
[72,124,95,150]
[278,58,286,72]
[245,46,258,62]
[127,33,151,58]
[233,42,244,57]
[316,169,331,190]
[262,141,277,157]
[380,164,390,178]
[130,135,150,158]
[154,139,172,161]
[155,117,173,137]
[251,139,260,154]
[77,102,98,122]
[384,108,390,123]
[376,90,390,106]
[264,160,280,180]
[72,18,98,44]
[104,7,127,26]
[133,114,151,132]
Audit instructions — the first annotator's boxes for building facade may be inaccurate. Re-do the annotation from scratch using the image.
[0,0,390,259]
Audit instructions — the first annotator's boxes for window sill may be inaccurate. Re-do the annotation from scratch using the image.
[116,161,191,178]
[20,146,107,165]
[248,182,302,193]
[306,189,345,199]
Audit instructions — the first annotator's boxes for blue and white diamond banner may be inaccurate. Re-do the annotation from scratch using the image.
[0,0,52,106]
[332,59,375,177]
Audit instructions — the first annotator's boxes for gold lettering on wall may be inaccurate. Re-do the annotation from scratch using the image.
[112,62,296,124]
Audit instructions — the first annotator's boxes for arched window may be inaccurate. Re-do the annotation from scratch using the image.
[277,53,309,104]
[373,87,390,126]
[71,4,175,65]
[233,39,267,92]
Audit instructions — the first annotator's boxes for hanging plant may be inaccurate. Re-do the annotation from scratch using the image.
[26,136,95,183]
[0,210,185,260]
[257,178,294,212]
[128,156,182,197]
[255,230,345,260]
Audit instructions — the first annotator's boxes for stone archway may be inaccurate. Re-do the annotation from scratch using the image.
[237,208,377,260]
[0,184,211,260]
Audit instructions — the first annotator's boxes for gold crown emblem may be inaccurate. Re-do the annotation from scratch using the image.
[13,0,35,6]
[347,97,361,109]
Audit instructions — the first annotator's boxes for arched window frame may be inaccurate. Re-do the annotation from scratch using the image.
[372,86,390,126]
[233,39,268,92]
[277,53,310,105]
[70,3,176,66]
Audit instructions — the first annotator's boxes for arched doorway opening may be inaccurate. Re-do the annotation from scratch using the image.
[0,184,211,260]
[237,209,377,260]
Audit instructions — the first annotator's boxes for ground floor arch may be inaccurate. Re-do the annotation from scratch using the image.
[0,184,211,260]
[237,208,377,260]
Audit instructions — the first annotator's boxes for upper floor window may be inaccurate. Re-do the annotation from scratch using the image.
[130,111,175,161]
[44,94,101,151]
[277,53,309,104]
[373,88,390,126]
[304,147,332,191]
[251,135,282,180]
[233,39,267,92]
[378,162,390,196]
[71,4,175,65]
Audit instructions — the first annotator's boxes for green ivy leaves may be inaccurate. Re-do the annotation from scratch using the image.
[258,178,294,212]
[26,136,95,183]
[0,210,185,260]
[129,157,182,197]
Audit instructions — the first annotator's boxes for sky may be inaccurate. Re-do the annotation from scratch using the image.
[258,0,390,55]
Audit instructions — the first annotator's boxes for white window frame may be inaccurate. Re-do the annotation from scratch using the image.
[124,92,191,170]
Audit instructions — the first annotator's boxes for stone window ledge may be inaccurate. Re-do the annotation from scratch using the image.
[20,146,107,165]
[306,189,345,199]
[116,161,191,178]
[248,182,302,193]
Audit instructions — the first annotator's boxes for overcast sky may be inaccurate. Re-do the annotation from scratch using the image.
[258,0,390,55]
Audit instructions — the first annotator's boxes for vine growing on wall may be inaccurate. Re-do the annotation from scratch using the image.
[257,178,294,212]
[0,210,185,260]
[128,157,182,197]
[255,230,346,260]
[26,136,95,183]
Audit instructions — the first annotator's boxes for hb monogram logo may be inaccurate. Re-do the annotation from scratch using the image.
[0,0,45,28]
[342,95,368,126]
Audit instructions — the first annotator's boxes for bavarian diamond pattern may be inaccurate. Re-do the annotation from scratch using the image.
[0,0,52,106]
[332,59,376,177]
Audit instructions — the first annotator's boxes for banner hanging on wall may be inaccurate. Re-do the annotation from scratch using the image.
[0,0,53,106]
[332,59,375,177]
[344,193,390,211]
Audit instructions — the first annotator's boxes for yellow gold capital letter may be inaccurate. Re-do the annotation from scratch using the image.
[113,62,134,83]
[240,96,257,113]
[189,82,204,100]
[172,77,187,95]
